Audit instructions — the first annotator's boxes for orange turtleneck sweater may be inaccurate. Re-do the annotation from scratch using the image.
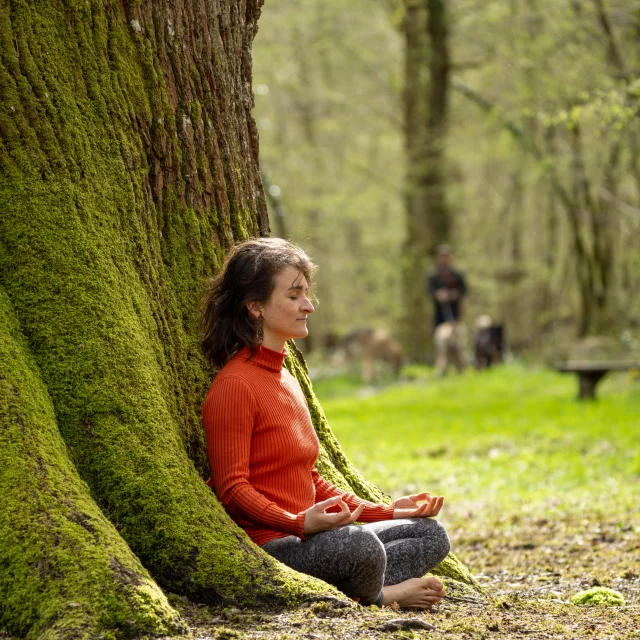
[202,345,394,546]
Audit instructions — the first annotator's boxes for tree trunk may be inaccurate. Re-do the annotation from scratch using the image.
[423,0,451,247]
[401,0,451,360]
[0,1,476,636]
[568,125,618,336]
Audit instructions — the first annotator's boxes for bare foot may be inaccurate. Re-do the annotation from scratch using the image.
[382,577,445,609]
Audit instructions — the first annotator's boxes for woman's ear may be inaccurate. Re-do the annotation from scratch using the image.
[246,302,261,320]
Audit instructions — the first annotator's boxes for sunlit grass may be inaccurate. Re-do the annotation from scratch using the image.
[313,365,640,520]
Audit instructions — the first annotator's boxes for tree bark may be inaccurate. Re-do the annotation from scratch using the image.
[0,1,477,636]
[423,0,451,246]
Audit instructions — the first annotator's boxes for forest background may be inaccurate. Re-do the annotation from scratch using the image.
[253,0,640,362]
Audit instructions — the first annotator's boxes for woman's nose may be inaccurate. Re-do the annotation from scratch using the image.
[302,297,314,314]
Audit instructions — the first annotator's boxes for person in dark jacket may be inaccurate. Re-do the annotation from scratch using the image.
[426,245,468,330]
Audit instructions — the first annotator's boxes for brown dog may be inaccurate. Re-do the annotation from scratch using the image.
[434,321,466,376]
[340,327,403,383]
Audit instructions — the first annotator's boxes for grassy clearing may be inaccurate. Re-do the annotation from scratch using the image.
[314,364,640,519]
[170,365,640,639]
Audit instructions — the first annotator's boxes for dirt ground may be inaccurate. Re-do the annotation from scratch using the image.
[174,508,640,640]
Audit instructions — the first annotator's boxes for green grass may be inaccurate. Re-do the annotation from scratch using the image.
[314,364,640,520]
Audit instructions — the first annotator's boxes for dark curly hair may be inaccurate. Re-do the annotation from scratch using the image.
[199,237,316,370]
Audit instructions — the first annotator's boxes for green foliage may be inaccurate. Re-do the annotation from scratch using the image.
[570,587,625,607]
[253,0,640,351]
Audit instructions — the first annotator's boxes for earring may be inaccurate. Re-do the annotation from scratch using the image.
[257,311,264,346]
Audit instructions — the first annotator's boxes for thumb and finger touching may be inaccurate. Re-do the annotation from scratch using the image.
[314,495,344,511]
[305,496,367,534]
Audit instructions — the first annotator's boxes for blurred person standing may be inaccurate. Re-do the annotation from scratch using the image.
[426,245,468,330]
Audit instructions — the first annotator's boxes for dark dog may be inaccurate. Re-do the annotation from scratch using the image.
[473,315,504,369]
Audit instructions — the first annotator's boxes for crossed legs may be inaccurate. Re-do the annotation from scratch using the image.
[262,518,450,606]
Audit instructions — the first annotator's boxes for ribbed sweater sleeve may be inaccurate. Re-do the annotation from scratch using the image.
[312,469,394,522]
[203,376,306,538]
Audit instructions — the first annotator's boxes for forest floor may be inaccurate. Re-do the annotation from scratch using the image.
[172,365,640,639]
[3,365,629,640]
[174,505,640,639]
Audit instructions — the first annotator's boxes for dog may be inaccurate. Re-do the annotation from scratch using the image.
[340,327,403,383]
[434,321,467,376]
[473,315,504,369]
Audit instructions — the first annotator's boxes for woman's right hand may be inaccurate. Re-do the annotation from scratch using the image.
[303,495,366,536]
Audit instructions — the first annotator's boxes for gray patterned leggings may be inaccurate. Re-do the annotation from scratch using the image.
[262,518,450,605]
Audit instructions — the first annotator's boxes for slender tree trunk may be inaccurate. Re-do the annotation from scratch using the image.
[569,125,618,335]
[401,0,451,360]
[401,0,428,358]
[262,170,289,239]
[423,0,451,246]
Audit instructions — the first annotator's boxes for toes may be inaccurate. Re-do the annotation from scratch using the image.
[425,577,443,590]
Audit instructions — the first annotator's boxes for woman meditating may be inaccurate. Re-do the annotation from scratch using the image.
[200,238,450,608]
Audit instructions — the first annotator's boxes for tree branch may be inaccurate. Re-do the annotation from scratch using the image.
[591,0,630,81]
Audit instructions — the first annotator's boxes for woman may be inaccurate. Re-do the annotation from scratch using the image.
[200,237,450,608]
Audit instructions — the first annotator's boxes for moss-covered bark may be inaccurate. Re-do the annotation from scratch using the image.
[0,0,334,629]
[0,0,477,634]
[0,288,184,639]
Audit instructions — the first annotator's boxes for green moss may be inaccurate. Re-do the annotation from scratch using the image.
[0,288,184,639]
[429,554,484,594]
[191,100,202,125]
[570,587,625,606]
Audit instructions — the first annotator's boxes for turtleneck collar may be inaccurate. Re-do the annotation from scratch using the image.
[237,345,286,372]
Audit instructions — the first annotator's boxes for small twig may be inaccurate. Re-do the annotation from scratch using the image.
[443,594,489,605]
[378,618,441,632]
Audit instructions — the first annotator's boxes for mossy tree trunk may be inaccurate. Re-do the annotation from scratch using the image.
[0,1,476,637]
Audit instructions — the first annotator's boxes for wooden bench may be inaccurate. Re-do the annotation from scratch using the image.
[555,361,640,400]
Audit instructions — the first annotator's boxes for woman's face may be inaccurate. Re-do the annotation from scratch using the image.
[256,266,314,349]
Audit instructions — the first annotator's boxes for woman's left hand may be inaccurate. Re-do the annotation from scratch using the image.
[392,492,444,519]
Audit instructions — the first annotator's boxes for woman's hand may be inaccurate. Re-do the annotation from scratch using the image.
[303,496,366,536]
[393,492,444,519]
